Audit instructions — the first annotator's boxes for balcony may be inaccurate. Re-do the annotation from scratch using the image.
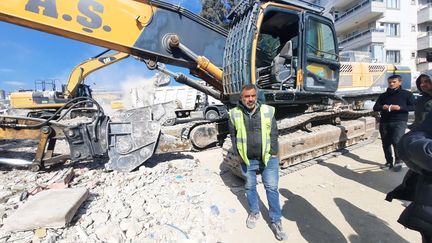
[417,57,428,65]
[332,0,355,9]
[417,61,432,72]
[339,28,385,50]
[418,4,432,24]
[334,0,385,33]
[418,32,432,51]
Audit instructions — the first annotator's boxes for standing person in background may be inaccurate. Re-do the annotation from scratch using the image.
[373,74,415,171]
[410,74,432,130]
[228,84,287,241]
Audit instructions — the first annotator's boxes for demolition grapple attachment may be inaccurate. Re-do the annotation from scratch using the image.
[0,98,176,172]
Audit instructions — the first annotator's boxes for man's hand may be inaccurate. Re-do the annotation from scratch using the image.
[391,105,401,110]
[383,104,401,111]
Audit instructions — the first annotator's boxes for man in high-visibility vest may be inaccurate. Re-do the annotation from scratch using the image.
[228,84,287,241]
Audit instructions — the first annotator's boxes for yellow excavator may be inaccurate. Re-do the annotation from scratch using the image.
[0,0,399,173]
[337,51,411,105]
[8,50,129,118]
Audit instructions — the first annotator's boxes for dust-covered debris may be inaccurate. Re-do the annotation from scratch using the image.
[0,139,228,242]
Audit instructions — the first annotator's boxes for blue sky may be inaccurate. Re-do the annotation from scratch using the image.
[0,0,202,94]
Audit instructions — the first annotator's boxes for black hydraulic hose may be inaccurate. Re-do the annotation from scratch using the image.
[55,97,105,142]
[93,49,111,58]
[55,100,92,121]
[56,97,105,123]
[56,100,101,123]
[2,97,104,129]
[175,73,223,101]
[29,97,93,128]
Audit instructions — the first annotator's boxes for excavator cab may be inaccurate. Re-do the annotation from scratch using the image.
[75,84,92,99]
[303,15,339,92]
[223,0,340,108]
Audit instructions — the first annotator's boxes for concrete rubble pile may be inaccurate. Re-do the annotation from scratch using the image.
[0,152,228,243]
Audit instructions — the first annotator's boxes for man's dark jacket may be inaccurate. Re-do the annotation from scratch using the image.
[228,102,278,161]
[373,88,415,122]
[386,112,432,233]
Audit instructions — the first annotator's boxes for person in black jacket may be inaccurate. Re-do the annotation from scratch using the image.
[386,111,432,243]
[373,74,415,171]
[411,74,432,130]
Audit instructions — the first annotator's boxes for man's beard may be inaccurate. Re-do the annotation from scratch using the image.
[244,101,256,110]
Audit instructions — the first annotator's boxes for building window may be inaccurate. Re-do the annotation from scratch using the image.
[412,24,416,32]
[385,23,400,36]
[427,26,432,35]
[371,44,384,63]
[412,52,416,58]
[386,0,400,9]
[386,50,400,63]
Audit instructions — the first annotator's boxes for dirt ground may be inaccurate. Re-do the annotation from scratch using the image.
[191,137,420,243]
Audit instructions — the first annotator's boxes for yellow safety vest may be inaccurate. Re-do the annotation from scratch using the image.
[229,104,274,166]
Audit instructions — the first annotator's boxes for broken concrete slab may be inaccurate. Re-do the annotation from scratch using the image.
[47,168,75,189]
[0,190,12,203]
[3,187,88,232]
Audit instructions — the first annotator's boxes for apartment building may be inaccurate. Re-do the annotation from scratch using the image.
[318,0,419,76]
[418,0,432,73]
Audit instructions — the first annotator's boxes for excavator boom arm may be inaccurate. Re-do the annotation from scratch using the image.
[0,0,227,69]
[64,51,129,98]
[0,0,230,172]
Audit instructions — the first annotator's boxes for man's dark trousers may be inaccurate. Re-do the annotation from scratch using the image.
[379,121,407,164]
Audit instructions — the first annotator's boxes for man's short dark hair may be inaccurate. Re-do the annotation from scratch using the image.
[388,74,402,82]
[241,84,257,94]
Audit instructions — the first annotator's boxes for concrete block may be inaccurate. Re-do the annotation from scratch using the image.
[3,187,88,232]
[47,168,75,187]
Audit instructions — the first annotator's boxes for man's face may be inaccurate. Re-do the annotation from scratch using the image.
[420,77,432,92]
[387,78,401,90]
[241,88,257,110]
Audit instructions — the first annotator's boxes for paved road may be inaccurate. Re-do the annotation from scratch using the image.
[192,137,420,243]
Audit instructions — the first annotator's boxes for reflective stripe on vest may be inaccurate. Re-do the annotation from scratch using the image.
[229,104,275,166]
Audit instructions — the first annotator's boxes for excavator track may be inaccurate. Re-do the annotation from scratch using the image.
[278,130,378,177]
[222,127,378,180]
[221,109,379,179]
[277,108,377,132]
[158,118,228,153]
